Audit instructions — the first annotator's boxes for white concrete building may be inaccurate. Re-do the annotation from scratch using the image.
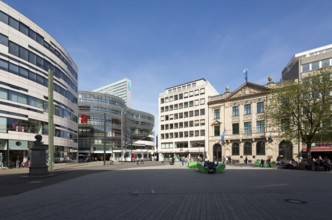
[0,2,78,165]
[93,78,132,107]
[158,78,219,161]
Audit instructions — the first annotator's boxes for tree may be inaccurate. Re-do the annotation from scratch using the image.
[267,67,332,160]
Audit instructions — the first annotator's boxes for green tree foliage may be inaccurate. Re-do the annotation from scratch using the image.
[267,67,332,159]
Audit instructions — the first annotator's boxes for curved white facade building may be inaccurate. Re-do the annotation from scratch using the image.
[0,2,78,166]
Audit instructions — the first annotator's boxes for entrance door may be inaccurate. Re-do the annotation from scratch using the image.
[213,144,222,161]
[279,141,293,160]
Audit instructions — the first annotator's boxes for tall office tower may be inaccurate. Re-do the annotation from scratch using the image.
[0,2,79,165]
[158,78,219,161]
[93,78,132,107]
[282,44,332,81]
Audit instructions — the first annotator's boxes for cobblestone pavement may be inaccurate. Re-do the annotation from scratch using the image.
[0,162,331,220]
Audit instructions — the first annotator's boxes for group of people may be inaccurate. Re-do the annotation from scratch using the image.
[259,158,272,167]
[305,156,331,171]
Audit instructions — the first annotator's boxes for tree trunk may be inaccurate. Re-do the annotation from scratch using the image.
[306,143,312,161]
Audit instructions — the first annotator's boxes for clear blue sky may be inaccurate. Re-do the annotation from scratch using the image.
[4,0,332,131]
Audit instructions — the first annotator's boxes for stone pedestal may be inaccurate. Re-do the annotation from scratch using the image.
[29,135,49,177]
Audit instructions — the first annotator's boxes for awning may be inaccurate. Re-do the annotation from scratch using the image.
[302,147,332,152]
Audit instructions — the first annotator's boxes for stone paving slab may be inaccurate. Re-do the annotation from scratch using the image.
[0,163,331,219]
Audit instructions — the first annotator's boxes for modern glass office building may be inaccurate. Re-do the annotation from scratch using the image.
[0,2,78,166]
[78,91,154,161]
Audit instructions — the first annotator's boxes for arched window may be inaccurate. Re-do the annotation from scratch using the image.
[244,142,252,155]
[256,141,265,155]
[232,143,239,155]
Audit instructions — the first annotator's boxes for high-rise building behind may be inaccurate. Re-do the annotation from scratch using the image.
[93,78,132,107]
[282,44,332,81]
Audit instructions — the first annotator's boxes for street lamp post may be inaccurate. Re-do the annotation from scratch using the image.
[48,69,54,171]
[103,112,106,166]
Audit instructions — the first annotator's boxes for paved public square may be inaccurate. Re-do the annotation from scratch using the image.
[0,162,331,220]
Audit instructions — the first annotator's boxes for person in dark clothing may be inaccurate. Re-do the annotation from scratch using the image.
[207,161,216,174]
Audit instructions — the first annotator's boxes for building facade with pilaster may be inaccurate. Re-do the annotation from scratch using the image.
[208,78,290,163]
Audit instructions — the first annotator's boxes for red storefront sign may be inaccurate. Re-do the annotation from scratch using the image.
[80,114,88,124]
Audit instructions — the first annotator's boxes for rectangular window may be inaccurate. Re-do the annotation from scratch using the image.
[19,47,29,61]
[189,121,194,127]
[36,56,44,68]
[9,41,19,56]
[244,104,251,115]
[257,102,264,113]
[0,59,8,71]
[0,88,8,99]
[302,63,310,72]
[200,119,205,126]
[256,120,265,133]
[184,112,188,118]
[17,93,27,104]
[214,109,220,119]
[0,33,8,46]
[184,122,188,128]
[19,22,29,36]
[28,52,37,65]
[179,103,183,109]
[19,67,29,78]
[200,130,205,136]
[195,110,199,116]
[184,92,188,98]
[200,109,205,115]
[174,104,178,110]
[194,90,199,96]
[194,120,199,126]
[232,123,239,134]
[179,94,183,99]
[200,98,205,105]
[36,33,44,45]
[214,125,220,136]
[28,71,37,81]
[194,100,199,106]
[244,122,252,135]
[200,88,205,94]
[189,111,193,117]
[312,61,319,70]
[160,98,164,104]
[184,102,188,108]
[0,11,9,24]
[322,59,330,68]
[165,97,169,103]
[9,63,19,74]
[189,101,193,107]
[28,29,37,40]
[9,17,19,30]
[189,91,193,97]
[232,106,239,116]
[195,130,199,136]
[161,107,164,113]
